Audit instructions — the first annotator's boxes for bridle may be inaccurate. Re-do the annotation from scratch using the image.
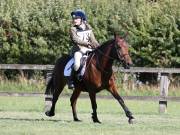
[96,39,129,63]
[114,40,129,62]
[87,39,129,74]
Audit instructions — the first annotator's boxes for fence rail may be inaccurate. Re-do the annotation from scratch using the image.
[1,64,180,73]
[0,64,180,114]
[0,64,54,70]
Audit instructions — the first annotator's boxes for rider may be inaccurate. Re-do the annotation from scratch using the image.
[67,9,100,89]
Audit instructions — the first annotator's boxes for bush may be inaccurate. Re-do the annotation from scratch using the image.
[0,0,179,67]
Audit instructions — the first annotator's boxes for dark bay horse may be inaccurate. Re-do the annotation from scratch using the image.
[45,34,135,124]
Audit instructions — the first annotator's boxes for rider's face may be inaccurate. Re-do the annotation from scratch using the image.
[73,18,82,26]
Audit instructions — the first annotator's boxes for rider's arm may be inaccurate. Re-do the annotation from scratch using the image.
[86,24,100,48]
[70,27,90,47]
[90,31,100,48]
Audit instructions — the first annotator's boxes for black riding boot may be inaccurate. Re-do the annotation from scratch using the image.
[67,69,75,89]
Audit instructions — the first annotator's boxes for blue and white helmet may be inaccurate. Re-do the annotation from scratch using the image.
[71,9,87,21]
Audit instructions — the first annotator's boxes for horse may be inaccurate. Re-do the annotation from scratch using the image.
[45,34,135,124]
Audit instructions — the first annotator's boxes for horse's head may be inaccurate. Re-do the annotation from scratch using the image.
[114,34,133,69]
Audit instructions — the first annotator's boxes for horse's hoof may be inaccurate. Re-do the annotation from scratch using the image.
[93,119,101,124]
[74,118,81,122]
[128,118,135,124]
[45,111,55,117]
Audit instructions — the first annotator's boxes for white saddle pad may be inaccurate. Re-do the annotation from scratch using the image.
[64,57,87,77]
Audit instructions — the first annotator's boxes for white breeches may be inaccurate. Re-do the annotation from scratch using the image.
[74,47,92,71]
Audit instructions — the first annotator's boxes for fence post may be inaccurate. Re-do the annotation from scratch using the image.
[132,73,136,90]
[159,73,170,113]
[123,73,129,89]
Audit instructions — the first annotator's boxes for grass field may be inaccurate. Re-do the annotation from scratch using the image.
[0,96,180,135]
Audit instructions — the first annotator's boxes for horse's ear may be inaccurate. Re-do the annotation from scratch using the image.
[114,32,119,40]
[123,32,128,39]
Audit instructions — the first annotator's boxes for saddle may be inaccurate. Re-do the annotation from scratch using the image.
[64,51,92,78]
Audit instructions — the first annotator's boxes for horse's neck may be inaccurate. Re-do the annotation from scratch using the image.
[95,40,115,72]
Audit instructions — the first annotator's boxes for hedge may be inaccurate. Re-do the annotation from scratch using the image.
[0,0,179,67]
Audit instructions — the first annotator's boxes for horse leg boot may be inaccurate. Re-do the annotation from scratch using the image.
[45,91,59,117]
[108,79,135,124]
[89,92,101,123]
[117,96,135,124]
[67,68,75,89]
[111,91,135,124]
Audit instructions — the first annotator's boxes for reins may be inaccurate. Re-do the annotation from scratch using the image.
[96,41,117,60]
[89,40,120,74]
[86,38,129,74]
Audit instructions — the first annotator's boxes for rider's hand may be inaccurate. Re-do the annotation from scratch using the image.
[90,43,97,49]
[87,42,93,48]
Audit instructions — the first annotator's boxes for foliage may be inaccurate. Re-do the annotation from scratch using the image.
[0,0,179,67]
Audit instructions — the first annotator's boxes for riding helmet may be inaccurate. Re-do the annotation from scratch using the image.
[71,10,87,21]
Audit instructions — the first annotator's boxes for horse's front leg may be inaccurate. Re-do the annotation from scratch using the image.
[70,89,81,121]
[108,77,135,124]
[89,92,101,123]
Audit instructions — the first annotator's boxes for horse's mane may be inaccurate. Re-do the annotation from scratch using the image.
[94,39,114,52]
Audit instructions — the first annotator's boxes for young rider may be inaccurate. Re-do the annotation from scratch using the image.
[67,9,99,89]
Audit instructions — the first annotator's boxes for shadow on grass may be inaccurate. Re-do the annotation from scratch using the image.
[0,117,72,123]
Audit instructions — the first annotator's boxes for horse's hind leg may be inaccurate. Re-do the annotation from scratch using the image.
[89,92,101,123]
[70,89,81,121]
[45,82,65,117]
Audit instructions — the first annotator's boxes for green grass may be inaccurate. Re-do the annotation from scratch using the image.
[0,96,180,135]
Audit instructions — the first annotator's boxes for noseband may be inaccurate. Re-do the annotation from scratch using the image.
[114,40,129,62]
[96,39,128,62]
[89,39,129,74]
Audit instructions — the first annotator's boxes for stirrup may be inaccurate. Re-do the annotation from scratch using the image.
[77,74,82,81]
[67,76,75,89]
[68,83,75,89]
